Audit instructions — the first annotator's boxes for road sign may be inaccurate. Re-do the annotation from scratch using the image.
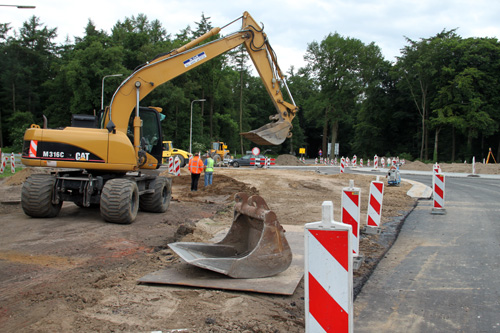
[252,147,260,156]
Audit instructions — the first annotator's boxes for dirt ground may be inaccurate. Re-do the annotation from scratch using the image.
[0,158,498,332]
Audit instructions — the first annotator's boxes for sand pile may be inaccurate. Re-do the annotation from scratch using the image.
[275,154,304,166]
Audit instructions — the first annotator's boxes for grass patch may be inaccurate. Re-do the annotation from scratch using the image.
[0,167,23,179]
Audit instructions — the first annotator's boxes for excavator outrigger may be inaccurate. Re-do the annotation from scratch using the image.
[20,12,296,277]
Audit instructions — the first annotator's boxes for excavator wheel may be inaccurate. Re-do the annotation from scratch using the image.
[139,177,171,213]
[21,174,62,218]
[100,178,139,224]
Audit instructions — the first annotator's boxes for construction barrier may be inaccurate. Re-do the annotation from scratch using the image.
[341,180,361,258]
[10,152,15,173]
[173,156,181,176]
[168,157,174,174]
[432,173,446,214]
[0,154,5,174]
[381,157,386,168]
[352,155,357,167]
[304,201,353,333]
[360,159,363,168]
[345,157,350,167]
[265,157,276,168]
[366,176,384,234]
[373,155,378,169]
[340,157,345,173]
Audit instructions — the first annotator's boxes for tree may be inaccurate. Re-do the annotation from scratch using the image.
[304,32,385,157]
[0,16,58,146]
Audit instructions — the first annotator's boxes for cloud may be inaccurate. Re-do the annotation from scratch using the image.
[2,0,500,71]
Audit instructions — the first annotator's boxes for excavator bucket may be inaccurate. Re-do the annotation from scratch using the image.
[241,120,292,146]
[168,192,292,279]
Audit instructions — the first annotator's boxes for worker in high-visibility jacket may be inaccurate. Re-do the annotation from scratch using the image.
[204,153,215,186]
[188,152,204,191]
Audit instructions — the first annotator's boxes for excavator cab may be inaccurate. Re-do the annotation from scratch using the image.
[126,107,164,166]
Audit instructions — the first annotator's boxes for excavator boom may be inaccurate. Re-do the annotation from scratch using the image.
[107,11,297,147]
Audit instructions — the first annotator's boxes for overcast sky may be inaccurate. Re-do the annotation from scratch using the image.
[2,0,500,71]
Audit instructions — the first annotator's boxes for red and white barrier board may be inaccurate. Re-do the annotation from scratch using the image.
[432,173,446,214]
[340,157,345,173]
[367,178,384,228]
[341,180,361,256]
[373,155,378,169]
[305,201,353,333]
[29,140,38,158]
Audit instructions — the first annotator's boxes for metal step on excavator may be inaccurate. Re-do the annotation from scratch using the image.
[168,192,292,279]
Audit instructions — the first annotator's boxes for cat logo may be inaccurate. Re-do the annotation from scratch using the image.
[75,152,90,161]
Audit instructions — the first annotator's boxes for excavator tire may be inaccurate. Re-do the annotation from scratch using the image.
[139,176,171,213]
[100,178,139,224]
[21,174,62,218]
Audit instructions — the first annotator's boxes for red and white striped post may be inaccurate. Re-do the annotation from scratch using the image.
[0,153,5,174]
[365,176,384,234]
[10,152,15,173]
[432,173,446,215]
[340,157,345,173]
[173,156,181,176]
[345,157,350,167]
[305,201,353,333]
[381,157,386,168]
[373,155,378,169]
[341,180,362,261]
[360,158,363,168]
[168,157,174,174]
[352,155,357,167]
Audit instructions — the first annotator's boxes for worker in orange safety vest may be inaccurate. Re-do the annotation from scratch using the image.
[188,152,204,191]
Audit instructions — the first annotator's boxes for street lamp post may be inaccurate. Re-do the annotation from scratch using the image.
[189,99,206,154]
[101,74,123,110]
[0,4,36,8]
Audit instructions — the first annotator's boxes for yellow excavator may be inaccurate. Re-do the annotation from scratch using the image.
[20,12,298,226]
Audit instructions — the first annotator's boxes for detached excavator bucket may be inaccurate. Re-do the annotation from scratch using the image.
[241,120,292,146]
[168,192,292,279]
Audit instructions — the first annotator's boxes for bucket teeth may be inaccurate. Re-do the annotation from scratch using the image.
[168,192,292,278]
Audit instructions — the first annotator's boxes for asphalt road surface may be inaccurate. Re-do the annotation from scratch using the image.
[352,173,500,332]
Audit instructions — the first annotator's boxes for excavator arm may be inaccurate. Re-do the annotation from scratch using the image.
[106,11,298,154]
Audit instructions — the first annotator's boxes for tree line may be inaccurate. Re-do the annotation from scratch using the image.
[1,14,499,162]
